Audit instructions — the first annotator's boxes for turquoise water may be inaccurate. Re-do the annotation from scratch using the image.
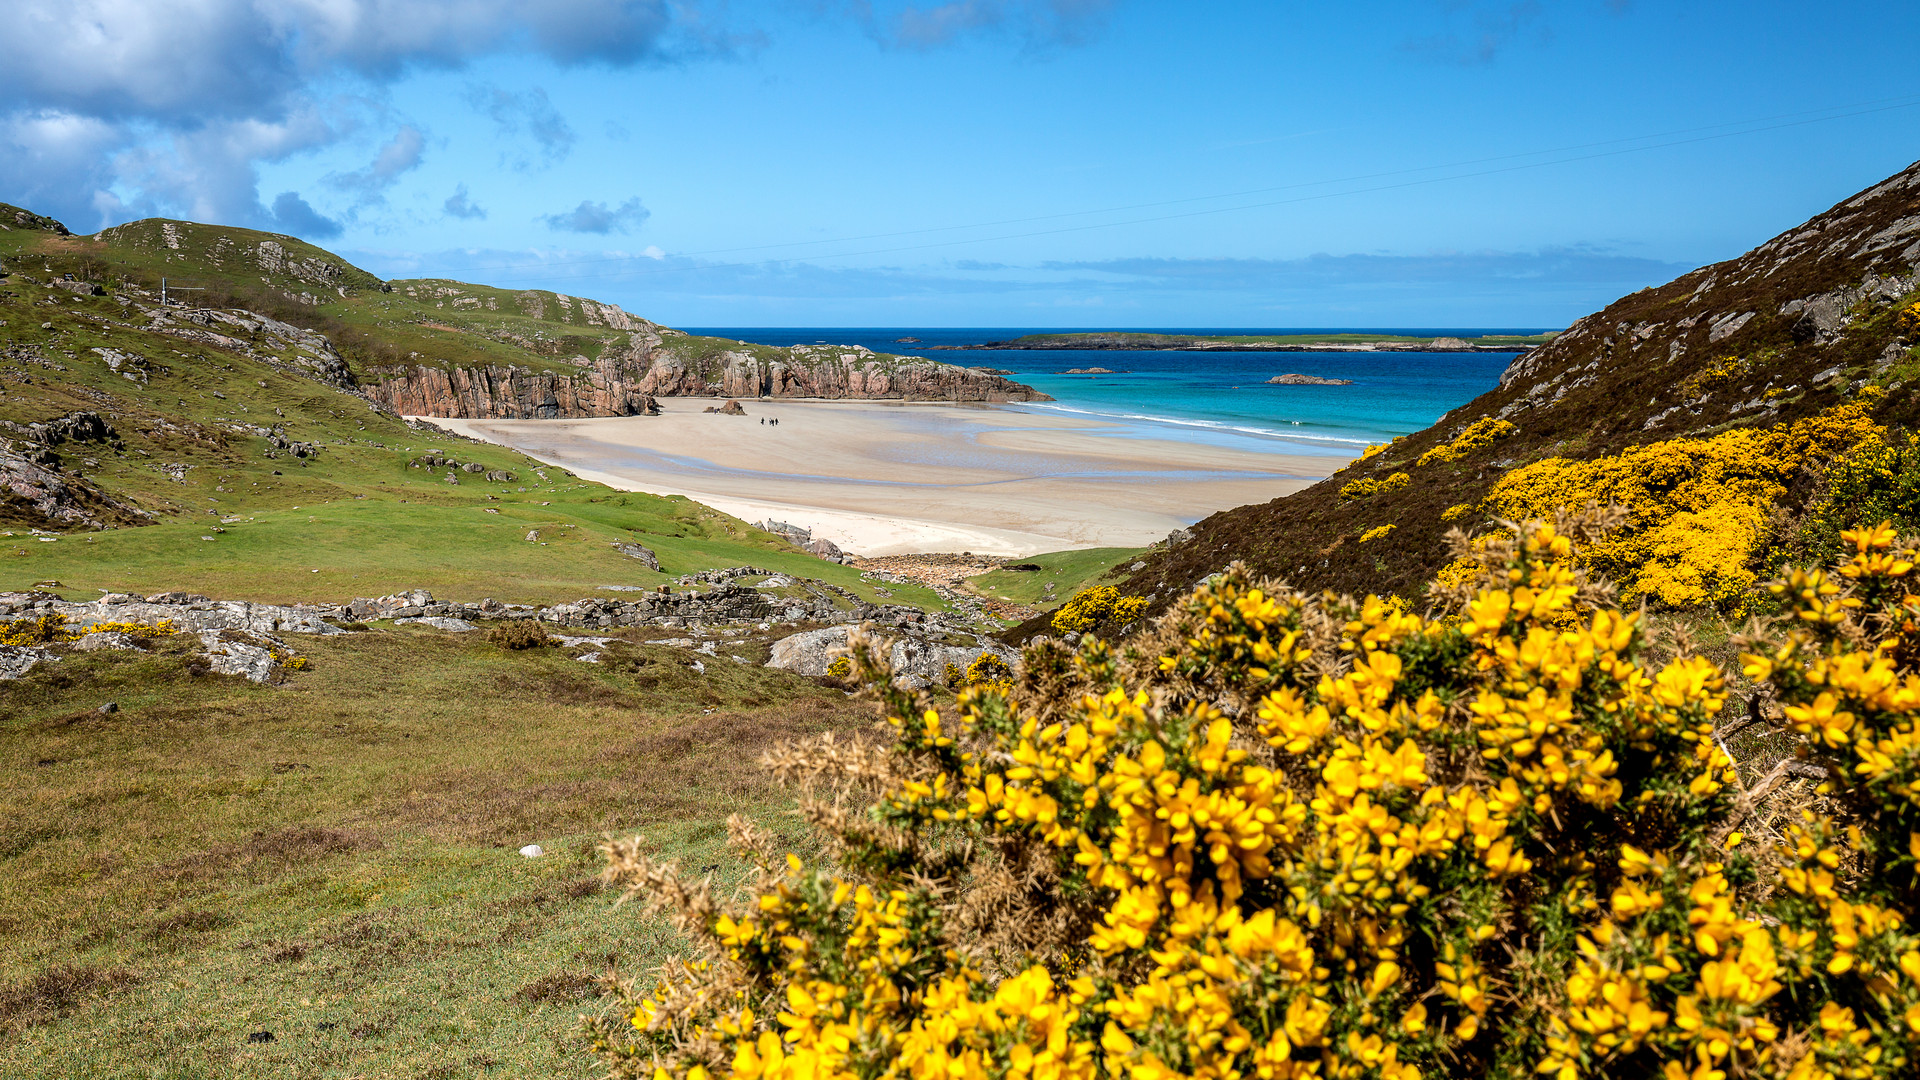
[686,328,1531,459]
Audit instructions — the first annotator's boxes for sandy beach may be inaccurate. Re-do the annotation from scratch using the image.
[433,400,1342,556]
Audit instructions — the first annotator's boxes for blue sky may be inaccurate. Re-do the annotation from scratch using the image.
[3,1,1918,327]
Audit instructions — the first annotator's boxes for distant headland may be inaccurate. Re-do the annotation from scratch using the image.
[927,331,1553,352]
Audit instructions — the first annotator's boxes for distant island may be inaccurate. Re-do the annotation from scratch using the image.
[927,331,1553,352]
[1060,367,1119,374]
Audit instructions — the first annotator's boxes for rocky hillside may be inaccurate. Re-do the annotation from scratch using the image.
[1120,159,1920,606]
[0,207,1048,420]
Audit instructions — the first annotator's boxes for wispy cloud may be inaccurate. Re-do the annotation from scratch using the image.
[540,197,651,234]
[1047,247,1690,287]
[465,84,576,166]
[827,0,1116,52]
[326,125,426,205]
[443,185,487,220]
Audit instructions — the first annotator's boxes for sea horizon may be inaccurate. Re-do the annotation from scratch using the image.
[686,326,1538,456]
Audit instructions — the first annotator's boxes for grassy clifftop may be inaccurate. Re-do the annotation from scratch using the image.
[0,208,1037,403]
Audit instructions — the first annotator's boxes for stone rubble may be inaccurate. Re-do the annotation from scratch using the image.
[0,563,1013,682]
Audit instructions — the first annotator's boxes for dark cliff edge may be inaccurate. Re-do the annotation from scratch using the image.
[1098,159,1920,614]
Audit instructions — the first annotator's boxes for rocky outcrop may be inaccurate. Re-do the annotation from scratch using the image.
[363,357,660,419]
[0,645,56,679]
[362,334,1050,419]
[0,591,346,634]
[0,203,68,235]
[1268,373,1355,385]
[146,307,356,390]
[764,625,1015,681]
[705,399,748,415]
[0,444,148,529]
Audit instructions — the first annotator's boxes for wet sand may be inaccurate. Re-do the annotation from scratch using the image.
[432,400,1341,556]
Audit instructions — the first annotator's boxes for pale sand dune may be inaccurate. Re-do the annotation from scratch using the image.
[431,400,1341,557]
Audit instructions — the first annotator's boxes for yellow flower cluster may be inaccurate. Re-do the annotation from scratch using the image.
[1359,524,1395,543]
[1680,355,1754,398]
[1484,397,1883,610]
[1341,473,1411,501]
[1417,417,1515,467]
[594,517,1920,1080]
[1899,301,1920,334]
[964,652,1014,694]
[0,612,179,646]
[1440,503,1475,523]
[1050,586,1148,636]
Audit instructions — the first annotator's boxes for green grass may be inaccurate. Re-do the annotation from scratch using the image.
[0,282,938,610]
[964,546,1145,608]
[0,209,916,384]
[7,496,938,609]
[0,625,876,1077]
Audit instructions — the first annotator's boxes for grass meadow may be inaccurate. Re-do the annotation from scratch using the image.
[0,624,877,1078]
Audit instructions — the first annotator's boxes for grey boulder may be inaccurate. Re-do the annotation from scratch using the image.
[766,626,852,675]
[395,616,477,632]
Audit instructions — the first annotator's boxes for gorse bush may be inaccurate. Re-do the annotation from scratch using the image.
[1799,429,1920,566]
[590,513,1920,1080]
[1341,473,1410,501]
[1483,396,1882,611]
[1050,586,1148,637]
[1416,417,1515,467]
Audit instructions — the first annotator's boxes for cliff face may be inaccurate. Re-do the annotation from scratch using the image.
[362,357,661,419]
[365,337,1051,418]
[1115,159,1920,608]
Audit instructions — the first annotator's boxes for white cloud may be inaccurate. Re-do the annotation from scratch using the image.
[0,0,723,231]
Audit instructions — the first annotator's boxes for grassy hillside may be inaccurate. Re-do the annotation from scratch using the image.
[0,621,878,1077]
[1123,159,1920,607]
[0,207,942,394]
[0,248,928,607]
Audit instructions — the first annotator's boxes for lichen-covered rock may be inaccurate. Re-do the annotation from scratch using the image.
[614,542,661,570]
[196,630,279,682]
[0,644,55,679]
[766,627,853,675]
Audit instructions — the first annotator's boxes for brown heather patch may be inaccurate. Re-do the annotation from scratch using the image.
[0,965,141,1033]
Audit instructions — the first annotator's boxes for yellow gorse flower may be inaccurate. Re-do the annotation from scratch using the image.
[595,517,1920,1080]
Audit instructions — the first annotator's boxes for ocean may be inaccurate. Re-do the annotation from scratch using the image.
[686,327,1534,460]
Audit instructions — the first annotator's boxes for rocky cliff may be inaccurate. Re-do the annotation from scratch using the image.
[1114,158,1920,607]
[363,335,1051,418]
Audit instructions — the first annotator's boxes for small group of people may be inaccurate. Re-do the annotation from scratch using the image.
[759,417,780,426]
